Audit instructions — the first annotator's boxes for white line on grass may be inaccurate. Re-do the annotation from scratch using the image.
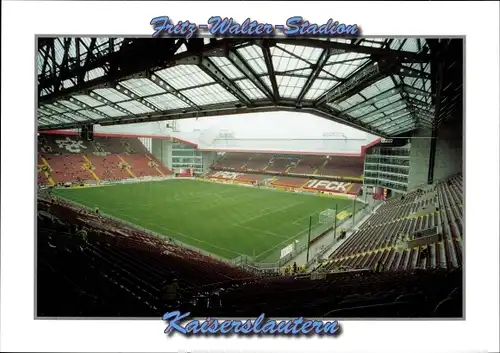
[254,203,355,261]
[236,201,304,226]
[292,211,320,225]
[292,203,353,226]
[62,194,244,259]
[234,224,291,240]
[120,214,243,257]
[253,230,304,261]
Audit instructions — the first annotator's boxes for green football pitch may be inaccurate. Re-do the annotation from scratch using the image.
[54,179,361,263]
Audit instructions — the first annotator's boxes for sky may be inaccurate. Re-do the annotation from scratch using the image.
[176,112,379,140]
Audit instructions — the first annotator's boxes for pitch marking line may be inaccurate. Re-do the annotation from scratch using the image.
[292,204,353,226]
[236,201,304,226]
[120,214,243,257]
[233,224,290,240]
[253,204,354,261]
[63,194,243,258]
[292,211,319,225]
[253,230,305,261]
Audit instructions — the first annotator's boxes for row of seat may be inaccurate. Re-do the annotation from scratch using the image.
[292,155,324,174]
[37,174,463,318]
[271,177,308,188]
[42,154,94,183]
[325,175,463,273]
[37,134,174,185]
[38,134,148,155]
[213,152,364,178]
[38,198,462,317]
[438,175,464,242]
[333,214,438,258]
[209,268,462,317]
[327,239,463,273]
[39,153,173,184]
[361,197,438,229]
[37,198,255,317]
[205,170,362,195]
[266,157,291,173]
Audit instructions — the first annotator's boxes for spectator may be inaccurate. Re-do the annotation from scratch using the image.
[373,261,384,273]
[160,277,181,313]
[293,262,297,274]
[76,226,88,244]
[420,246,430,260]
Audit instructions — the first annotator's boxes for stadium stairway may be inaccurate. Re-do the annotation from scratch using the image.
[37,134,175,185]
[82,155,100,182]
[239,155,252,170]
[39,156,56,185]
[262,157,273,171]
[285,158,301,174]
[323,181,462,273]
[105,154,132,181]
[37,197,462,318]
[126,154,165,178]
[242,155,252,170]
[437,174,464,243]
[314,159,328,175]
[44,155,94,183]
[144,154,165,176]
[116,155,137,178]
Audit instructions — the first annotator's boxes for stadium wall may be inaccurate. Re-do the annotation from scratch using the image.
[202,151,217,172]
[433,121,463,181]
[151,139,172,167]
[408,128,432,189]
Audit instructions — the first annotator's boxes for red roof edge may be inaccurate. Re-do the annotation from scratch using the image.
[198,138,382,157]
[170,136,198,148]
[41,130,171,140]
[360,138,382,156]
[40,130,199,148]
[197,148,362,157]
[40,130,377,155]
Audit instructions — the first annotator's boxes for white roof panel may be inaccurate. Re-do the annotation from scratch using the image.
[209,57,244,80]
[92,88,129,103]
[73,95,102,107]
[117,100,154,114]
[38,37,439,136]
[79,109,107,120]
[236,45,267,75]
[95,105,127,117]
[63,112,88,122]
[304,79,338,100]
[58,100,80,111]
[235,79,266,100]
[155,65,214,90]
[120,78,166,97]
[276,75,307,99]
[181,84,238,106]
[144,93,190,110]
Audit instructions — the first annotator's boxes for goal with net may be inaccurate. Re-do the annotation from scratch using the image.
[319,209,337,224]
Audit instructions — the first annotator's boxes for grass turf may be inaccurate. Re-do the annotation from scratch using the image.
[54,179,360,263]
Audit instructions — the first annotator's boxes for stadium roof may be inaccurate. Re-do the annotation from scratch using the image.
[37,37,463,138]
